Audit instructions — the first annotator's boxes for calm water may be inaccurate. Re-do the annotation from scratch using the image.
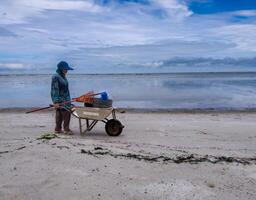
[1,72,256,109]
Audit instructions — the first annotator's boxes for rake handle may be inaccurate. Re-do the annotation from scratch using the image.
[26,92,103,114]
[25,105,53,114]
[26,101,73,114]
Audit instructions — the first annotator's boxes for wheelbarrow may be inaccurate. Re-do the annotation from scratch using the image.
[26,91,124,136]
[69,106,124,136]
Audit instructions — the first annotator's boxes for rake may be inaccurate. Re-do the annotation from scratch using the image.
[26,91,103,114]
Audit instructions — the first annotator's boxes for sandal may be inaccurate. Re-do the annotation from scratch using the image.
[64,130,74,135]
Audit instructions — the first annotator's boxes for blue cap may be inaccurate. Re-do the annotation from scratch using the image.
[57,61,74,71]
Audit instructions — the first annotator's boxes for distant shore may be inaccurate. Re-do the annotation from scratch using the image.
[1,107,256,113]
[1,71,256,76]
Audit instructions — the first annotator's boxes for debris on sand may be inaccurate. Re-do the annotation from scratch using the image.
[80,148,256,165]
[16,146,26,150]
[207,181,215,188]
[0,146,26,155]
[94,146,103,151]
[199,131,207,135]
[38,133,58,140]
[57,146,70,150]
[81,147,110,155]
[0,150,9,155]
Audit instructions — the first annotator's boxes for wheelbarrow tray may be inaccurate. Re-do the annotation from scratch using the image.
[70,106,123,136]
[72,106,113,121]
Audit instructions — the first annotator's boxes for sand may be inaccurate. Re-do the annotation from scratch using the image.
[0,110,256,200]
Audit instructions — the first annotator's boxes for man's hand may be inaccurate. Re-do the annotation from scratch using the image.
[53,103,60,108]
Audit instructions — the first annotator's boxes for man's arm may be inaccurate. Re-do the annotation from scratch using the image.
[51,75,61,107]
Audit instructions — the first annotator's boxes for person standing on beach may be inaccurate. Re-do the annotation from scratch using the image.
[51,61,74,134]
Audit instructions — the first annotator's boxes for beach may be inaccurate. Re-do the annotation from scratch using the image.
[1,0,256,199]
[0,110,255,200]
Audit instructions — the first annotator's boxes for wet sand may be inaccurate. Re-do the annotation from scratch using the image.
[0,111,256,200]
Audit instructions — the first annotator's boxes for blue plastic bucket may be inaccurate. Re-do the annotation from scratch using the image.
[100,91,108,100]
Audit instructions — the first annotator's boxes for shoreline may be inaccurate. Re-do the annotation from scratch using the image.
[2,107,256,114]
[1,71,256,76]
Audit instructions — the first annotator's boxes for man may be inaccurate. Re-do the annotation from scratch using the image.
[51,61,73,134]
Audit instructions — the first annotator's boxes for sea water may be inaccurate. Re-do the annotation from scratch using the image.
[1,72,256,110]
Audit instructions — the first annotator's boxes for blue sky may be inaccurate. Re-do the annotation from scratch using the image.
[0,0,256,73]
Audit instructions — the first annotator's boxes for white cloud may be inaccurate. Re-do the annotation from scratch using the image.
[0,0,102,24]
[23,27,49,34]
[141,61,164,68]
[0,63,25,69]
[213,24,256,52]
[232,10,256,17]
[20,0,102,12]
[152,0,192,18]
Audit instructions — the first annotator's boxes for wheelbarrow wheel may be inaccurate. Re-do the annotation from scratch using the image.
[105,119,123,136]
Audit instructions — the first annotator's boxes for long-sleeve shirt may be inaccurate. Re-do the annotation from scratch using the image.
[51,70,71,108]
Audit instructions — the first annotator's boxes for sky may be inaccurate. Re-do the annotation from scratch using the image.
[0,0,256,73]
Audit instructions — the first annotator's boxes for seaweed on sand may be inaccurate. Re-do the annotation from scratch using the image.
[38,133,59,140]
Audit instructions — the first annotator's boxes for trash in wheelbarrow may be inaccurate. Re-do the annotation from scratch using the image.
[86,98,113,108]
[82,91,113,108]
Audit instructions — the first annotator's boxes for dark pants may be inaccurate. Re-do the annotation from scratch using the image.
[55,109,71,132]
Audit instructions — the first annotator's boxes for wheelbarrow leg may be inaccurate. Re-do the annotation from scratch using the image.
[87,120,98,131]
[86,119,89,129]
[112,109,116,119]
[80,119,90,135]
[81,120,98,134]
[79,118,83,135]
[79,119,97,135]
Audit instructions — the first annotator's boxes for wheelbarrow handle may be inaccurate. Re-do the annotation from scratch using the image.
[26,105,54,114]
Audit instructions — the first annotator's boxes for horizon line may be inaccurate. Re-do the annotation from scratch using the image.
[1,71,256,76]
